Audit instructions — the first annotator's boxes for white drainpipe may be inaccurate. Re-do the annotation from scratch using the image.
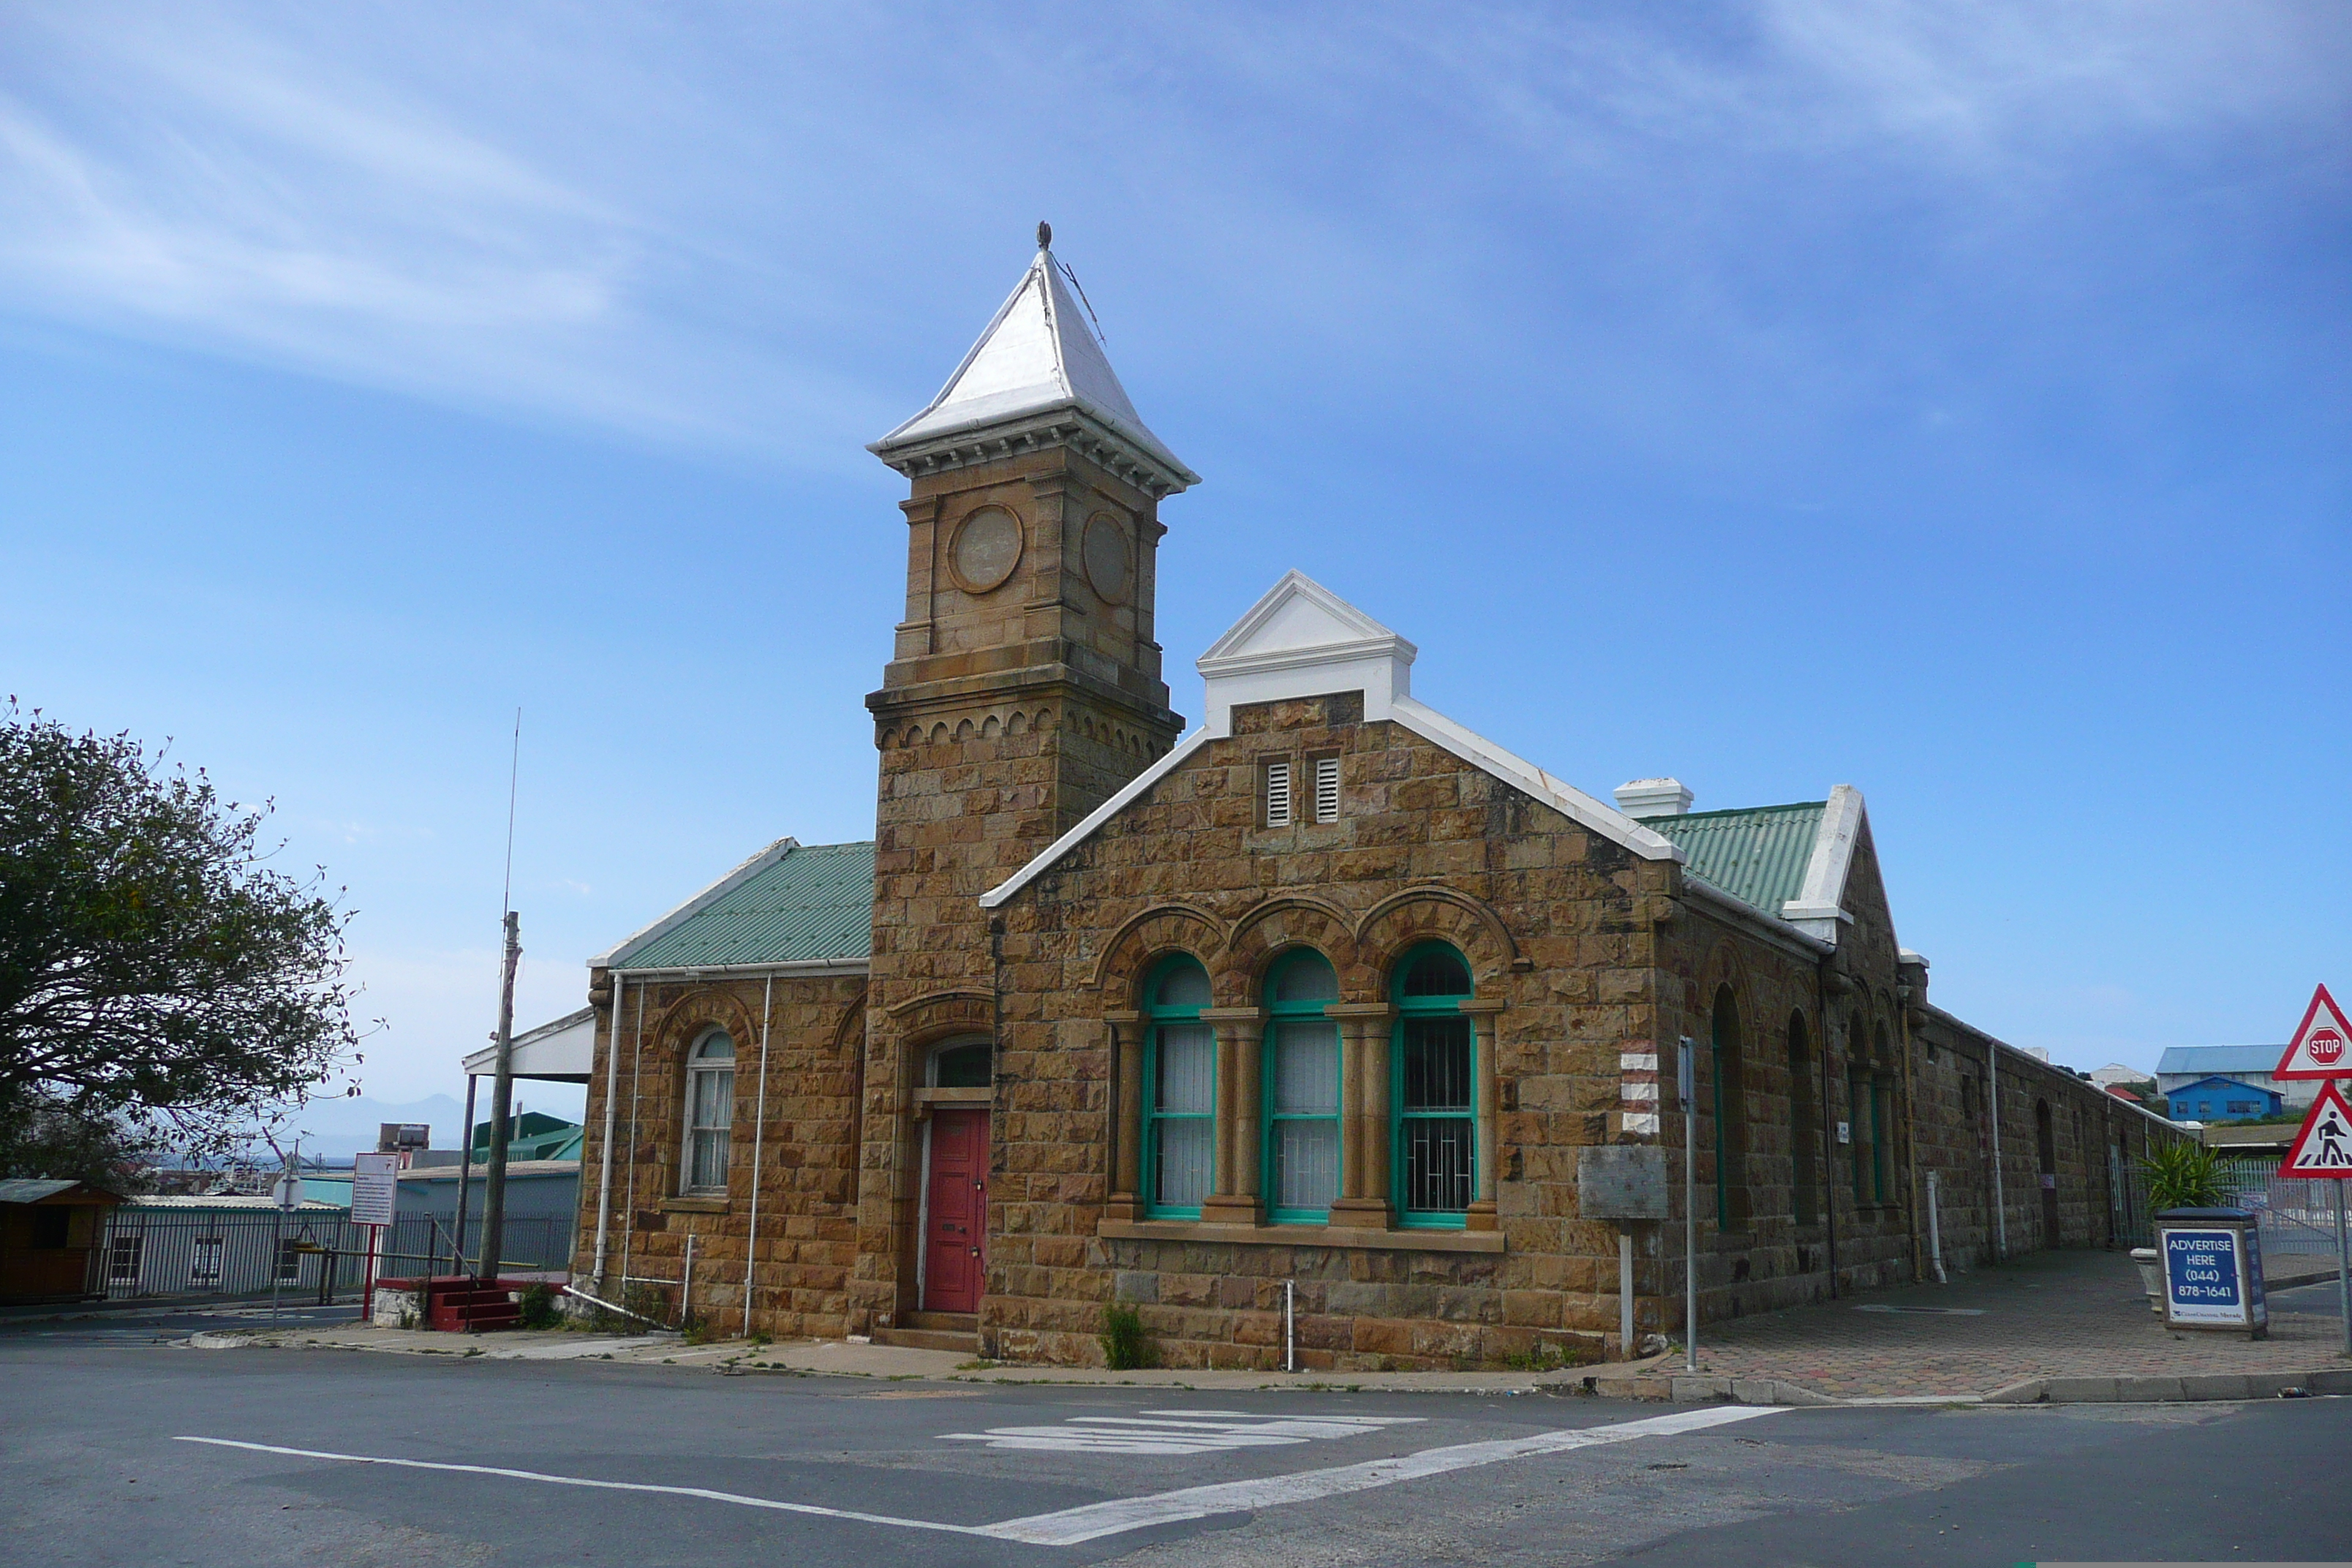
[592,973,625,1286]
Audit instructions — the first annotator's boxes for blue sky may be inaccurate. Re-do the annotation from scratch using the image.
[2,1,2345,1120]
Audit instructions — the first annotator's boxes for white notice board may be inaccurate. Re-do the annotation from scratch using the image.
[351,1152,400,1227]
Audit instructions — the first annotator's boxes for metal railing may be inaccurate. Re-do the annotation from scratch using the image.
[95,1210,573,1304]
[2113,1156,2335,1262]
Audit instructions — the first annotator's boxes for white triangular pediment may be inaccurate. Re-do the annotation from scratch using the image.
[1196,571,1417,733]
[1198,570,1412,666]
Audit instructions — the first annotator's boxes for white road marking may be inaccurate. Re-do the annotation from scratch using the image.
[170,1437,995,1537]
[176,1402,1784,1547]
[982,1405,1784,1545]
[940,1409,1424,1455]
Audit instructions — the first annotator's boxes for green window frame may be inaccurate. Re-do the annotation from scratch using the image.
[1262,949,1341,1223]
[1390,943,1476,1229]
[1870,1077,1891,1202]
[1142,956,1215,1218]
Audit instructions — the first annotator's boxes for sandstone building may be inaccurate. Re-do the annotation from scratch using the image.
[570,235,2181,1367]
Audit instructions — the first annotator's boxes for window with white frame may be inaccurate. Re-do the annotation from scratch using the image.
[108,1232,143,1284]
[684,1028,736,1194]
[189,1237,223,1288]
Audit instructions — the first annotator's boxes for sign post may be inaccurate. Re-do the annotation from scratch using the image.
[351,1151,400,1322]
[269,1164,301,1322]
[2277,1077,2352,1357]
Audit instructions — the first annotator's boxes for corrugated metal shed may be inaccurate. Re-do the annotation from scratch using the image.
[2155,1044,2285,1077]
[609,840,875,970]
[1643,802,1826,917]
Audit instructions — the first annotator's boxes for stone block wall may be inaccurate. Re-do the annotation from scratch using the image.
[573,970,866,1340]
[987,690,1675,1369]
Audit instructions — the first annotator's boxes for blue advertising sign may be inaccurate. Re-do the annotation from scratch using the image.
[2162,1226,2265,1328]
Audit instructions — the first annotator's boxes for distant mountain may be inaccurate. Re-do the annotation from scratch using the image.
[252,1094,468,1161]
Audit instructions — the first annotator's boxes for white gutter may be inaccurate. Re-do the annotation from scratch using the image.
[592,975,624,1286]
[605,957,868,981]
[743,972,773,1338]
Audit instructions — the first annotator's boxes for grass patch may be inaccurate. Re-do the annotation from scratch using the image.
[1099,1303,1157,1371]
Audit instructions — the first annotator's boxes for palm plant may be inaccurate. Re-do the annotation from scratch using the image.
[2144,1141,2228,1212]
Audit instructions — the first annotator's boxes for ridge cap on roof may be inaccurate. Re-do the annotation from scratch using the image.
[1648,799,1828,823]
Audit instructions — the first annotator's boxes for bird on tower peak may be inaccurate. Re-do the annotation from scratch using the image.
[1037,220,1052,251]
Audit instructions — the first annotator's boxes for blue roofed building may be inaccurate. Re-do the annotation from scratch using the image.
[2154,1044,2308,1110]
[2163,1075,2285,1123]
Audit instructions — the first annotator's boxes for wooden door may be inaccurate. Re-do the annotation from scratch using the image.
[924,1109,988,1313]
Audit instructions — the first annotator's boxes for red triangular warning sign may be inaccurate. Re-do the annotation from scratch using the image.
[2275,984,2352,1079]
[2280,1080,2352,1178]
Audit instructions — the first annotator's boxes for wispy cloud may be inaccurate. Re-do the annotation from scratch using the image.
[0,1,2341,464]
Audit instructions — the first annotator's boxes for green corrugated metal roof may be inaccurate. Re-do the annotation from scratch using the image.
[611,840,874,969]
[1641,802,1825,916]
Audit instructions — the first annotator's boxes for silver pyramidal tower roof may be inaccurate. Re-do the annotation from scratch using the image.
[870,237,1196,494]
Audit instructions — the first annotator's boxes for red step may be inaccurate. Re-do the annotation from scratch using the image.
[423,1276,530,1333]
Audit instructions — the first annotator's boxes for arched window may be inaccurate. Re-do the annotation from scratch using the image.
[1264,950,1341,1222]
[684,1028,735,1194]
[1711,987,1749,1229]
[1788,1011,1818,1227]
[1846,1009,1871,1202]
[1870,1022,1893,1203]
[1392,943,1475,1226]
[930,1036,992,1088]
[1142,957,1214,1218]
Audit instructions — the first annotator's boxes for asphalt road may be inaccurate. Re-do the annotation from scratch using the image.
[2,1333,2347,1567]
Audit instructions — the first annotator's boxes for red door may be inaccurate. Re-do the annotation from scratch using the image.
[924,1109,988,1313]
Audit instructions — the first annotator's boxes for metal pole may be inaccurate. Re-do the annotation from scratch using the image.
[1926,1169,1948,1284]
[477,911,521,1283]
[271,1207,283,1323]
[1680,1036,1696,1373]
[592,976,624,1287]
[682,1233,695,1328]
[451,1074,478,1277]
[1284,1280,1295,1373]
[2335,1182,2350,1360]
[1619,1229,1635,1358]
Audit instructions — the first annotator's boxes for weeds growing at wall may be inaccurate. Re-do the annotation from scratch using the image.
[1100,1303,1156,1370]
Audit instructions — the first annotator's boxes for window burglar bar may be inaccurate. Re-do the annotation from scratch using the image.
[1401,1015,1474,1214]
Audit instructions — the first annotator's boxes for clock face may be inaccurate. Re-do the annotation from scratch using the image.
[951,507,1023,594]
[1082,513,1131,605]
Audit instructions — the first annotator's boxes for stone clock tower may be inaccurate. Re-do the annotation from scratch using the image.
[853,230,1196,1329]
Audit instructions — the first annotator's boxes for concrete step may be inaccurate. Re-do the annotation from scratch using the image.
[871,1325,979,1354]
[902,1311,977,1333]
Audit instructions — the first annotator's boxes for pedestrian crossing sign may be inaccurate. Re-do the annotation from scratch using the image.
[2274,983,2352,1079]
[2279,1079,2352,1178]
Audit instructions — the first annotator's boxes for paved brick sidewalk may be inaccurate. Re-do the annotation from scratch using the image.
[1661,1249,2346,1400]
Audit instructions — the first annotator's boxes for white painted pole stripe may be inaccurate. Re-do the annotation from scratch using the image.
[979,1405,1786,1546]
[170,1437,995,1537]
[178,1403,1784,1548]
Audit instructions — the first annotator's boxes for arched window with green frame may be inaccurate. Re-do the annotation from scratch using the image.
[1262,949,1341,1223]
[1142,957,1214,1218]
[1392,943,1475,1227]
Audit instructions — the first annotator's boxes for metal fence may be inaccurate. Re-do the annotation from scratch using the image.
[96,1209,573,1304]
[2112,1156,2340,1261]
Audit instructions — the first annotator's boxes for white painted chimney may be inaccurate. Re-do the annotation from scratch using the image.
[1613,778,1693,818]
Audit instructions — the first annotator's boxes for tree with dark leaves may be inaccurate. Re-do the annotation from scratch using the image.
[0,703,362,1174]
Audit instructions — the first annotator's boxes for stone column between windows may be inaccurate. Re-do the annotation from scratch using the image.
[1104,1011,1143,1223]
[1460,999,1508,1232]
[1198,1008,1264,1226]
[1325,1003,1395,1228]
